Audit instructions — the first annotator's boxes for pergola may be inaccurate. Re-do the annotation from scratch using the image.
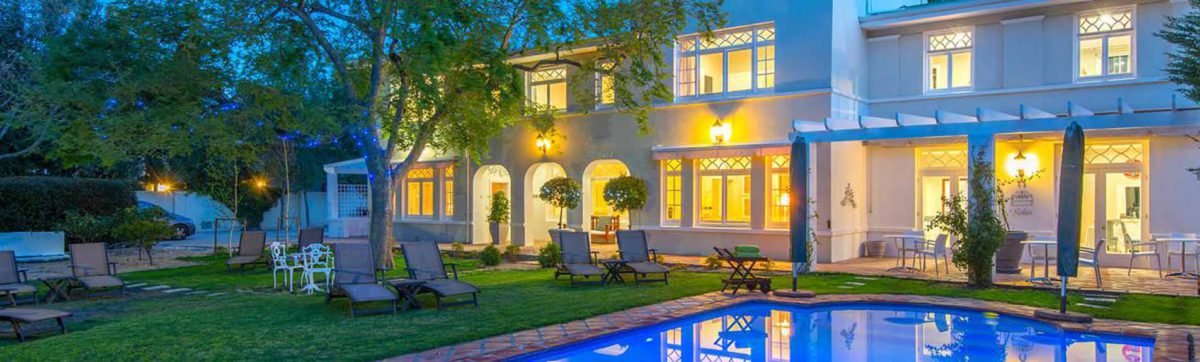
[322,151,458,237]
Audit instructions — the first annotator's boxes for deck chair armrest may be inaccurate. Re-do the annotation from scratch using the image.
[375,268,388,282]
[591,251,600,263]
[444,263,460,279]
[648,249,659,262]
[17,269,27,283]
[108,262,119,274]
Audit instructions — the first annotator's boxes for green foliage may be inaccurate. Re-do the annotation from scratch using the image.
[0,177,136,232]
[536,177,581,227]
[536,242,562,268]
[449,242,466,258]
[703,253,722,269]
[110,206,175,265]
[927,150,1008,286]
[1159,1,1200,104]
[602,175,648,226]
[479,244,501,266]
[502,245,522,262]
[57,212,113,244]
[487,192,510,224]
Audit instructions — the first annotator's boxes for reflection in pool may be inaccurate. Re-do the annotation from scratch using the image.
[512,302,1153,362]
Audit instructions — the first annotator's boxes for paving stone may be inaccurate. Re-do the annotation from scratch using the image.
[206,292,225,297]
[1075,303,1110,309]
[844,282,866,286]
[163,288,192,294]
[837,286,855,289]
[126,283,148,288]
[1083,297,1117,303]
[142,285,171,290]
[854,276,878,281]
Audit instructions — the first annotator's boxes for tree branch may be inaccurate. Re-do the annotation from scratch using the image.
[277,0,360,101]
[309,3,369,33]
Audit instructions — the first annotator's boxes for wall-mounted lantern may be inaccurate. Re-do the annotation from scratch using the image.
[535,133,552,155]
[710,118,732,145]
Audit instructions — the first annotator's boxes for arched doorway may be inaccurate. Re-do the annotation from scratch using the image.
[524,162,567,246]
[582,159,630,235]
[472,165,511,244]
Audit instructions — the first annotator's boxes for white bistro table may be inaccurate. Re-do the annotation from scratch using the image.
[883,234,925,272]
[1158,236,1200,278]
[1021,239,1057,284]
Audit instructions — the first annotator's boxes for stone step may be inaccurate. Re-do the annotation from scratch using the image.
[163,288,192,294]
[844,282,867,286]
[125,283,148,288]
[142,285,171,291]
[1075,303,1110,309]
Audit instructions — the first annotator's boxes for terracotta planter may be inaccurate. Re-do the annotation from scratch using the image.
[995,231,1028,274]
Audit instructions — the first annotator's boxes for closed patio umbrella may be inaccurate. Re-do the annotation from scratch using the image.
[1055,122,1085,314]
[779,136,814,298]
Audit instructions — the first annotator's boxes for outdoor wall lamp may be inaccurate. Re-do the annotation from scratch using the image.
[1006,149,1039,181]
[253,178,268,189]
[535,133,551,154]
[153,183,172,192]
[709,118,731,144]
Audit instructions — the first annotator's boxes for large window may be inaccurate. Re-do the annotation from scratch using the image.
[676,24,775,98]
[925,29,973,93]
[768,155,790,228]
[1077,9,1134,80]
[595,61,615,107]
[527,68,567,110]
[697,157,751,226]
[406,168,435,217]
[443,167,454,217]
[662,159,683,225]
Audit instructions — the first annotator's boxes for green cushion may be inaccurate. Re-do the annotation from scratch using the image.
[734,245,760,254]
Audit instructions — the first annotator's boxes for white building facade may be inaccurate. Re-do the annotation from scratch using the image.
[325,0,1200,269]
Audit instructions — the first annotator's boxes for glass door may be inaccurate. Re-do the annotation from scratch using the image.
[1080,171,1145,254]
[919,174,966,240]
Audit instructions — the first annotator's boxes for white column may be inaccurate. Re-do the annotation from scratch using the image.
[325,169,339,220]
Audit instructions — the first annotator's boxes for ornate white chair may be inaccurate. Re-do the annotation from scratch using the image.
[299,244,333,294]
[269,242,300,291]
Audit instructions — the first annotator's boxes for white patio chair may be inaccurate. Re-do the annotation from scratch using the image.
[269,242,300,291]
[1119,222,1161,277]
[1079,239,1106,288]
[299,244,334,294]
[1165,233,1199,275]
[915,234,950,275]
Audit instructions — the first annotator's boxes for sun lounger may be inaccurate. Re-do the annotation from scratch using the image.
[559,231,604,286]
[68,243,125,299]
[225,231,267,271]
[326,242,397,316]
[616,230,669,284]
[399,242,479,309]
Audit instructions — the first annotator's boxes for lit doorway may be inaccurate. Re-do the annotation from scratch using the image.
[1060,142,1147,254]
[472,165,511,244]
[916,148,969,240]
[524,162,567,246]
[582,160,630,232]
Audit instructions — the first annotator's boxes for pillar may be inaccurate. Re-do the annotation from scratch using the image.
[325,169,339,220]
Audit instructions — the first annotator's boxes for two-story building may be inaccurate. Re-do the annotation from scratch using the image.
[324,0,1200,269]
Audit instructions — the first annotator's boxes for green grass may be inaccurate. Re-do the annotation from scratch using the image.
[0,256,1197,361]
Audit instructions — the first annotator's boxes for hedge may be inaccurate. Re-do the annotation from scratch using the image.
[0,177,137,232]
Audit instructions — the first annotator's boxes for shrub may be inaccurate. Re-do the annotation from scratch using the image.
[0,177,136,232]
[703,253,722,269]
[110,206,175,265]
[537,242,561,268]
[602,175,648,227]
[480,244,501,266]
[449,242,466,258]
[927,150,1007,287]
[486,192,510,224]
[57,212,113,244]
[502,245,522,262]
[536,177,581,228]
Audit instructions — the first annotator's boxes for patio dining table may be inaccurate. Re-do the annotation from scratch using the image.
[1158,236,1200,278]
[883,234,925,272]
[1021,239,1057,284]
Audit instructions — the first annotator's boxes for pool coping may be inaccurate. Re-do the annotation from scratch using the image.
[389,292,1200,362]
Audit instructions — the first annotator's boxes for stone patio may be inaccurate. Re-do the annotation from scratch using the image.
[389,291,1200,362]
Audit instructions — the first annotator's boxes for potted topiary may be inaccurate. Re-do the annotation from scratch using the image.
[537,177,582,229]
[487,191,510,245]
[602,175,648,229]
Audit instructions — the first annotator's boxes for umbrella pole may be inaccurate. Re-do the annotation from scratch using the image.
[1059,277,1068,314]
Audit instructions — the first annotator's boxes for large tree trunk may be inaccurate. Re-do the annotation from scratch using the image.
[366,155,397,269]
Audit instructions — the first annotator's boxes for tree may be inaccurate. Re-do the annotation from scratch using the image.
[229,0,724,266]
[602,175,647,228]
[110,205,175,266]
[537,176,581,228]
[1160,0,1200,104]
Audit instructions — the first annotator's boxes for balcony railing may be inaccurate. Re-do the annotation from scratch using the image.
[866,0,963,15]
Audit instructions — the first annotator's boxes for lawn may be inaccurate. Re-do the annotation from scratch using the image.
[0,255,1198,361]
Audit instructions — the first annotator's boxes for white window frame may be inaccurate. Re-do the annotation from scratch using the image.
[1074,6,1137,83]
[404,168,435,219]
[766,155,790,229]
[526,67,567,110]
[695,157,752,228]
[442,166,454,219]
[661,159,683,226]
[923,27,974,94]
[675,23,775,101]
[595,72,615,109]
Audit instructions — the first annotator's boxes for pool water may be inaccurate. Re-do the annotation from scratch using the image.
[512,302,1153,362]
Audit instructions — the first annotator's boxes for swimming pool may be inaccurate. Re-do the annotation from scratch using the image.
[511,302,1154,361]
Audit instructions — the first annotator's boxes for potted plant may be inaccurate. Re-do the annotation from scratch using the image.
[993,175,1037,274]
[487,191,510,245]
[602,175,647,229]
[927,150,1008,287]
[536,177,581,229]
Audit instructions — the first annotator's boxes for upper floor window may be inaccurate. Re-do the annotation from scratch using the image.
[527,68,567,110]
[1077,9,1134,80]
[662,159,683,225]
[595,61,615,107]
[405,167,435,218]
[697,157,751,226]
[925,29,973,93]
[676,24,775,98]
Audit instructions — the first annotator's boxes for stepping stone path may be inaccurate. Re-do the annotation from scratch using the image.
[118,281,228,300]
[142,285,171,291]
[162,288,191,294]
[1075,292,1120,310]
